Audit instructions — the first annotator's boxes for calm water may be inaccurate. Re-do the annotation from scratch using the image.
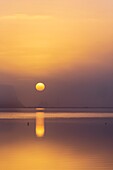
[0,109,113,170]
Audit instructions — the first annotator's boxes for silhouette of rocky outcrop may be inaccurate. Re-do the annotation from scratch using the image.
[0,84,23,108]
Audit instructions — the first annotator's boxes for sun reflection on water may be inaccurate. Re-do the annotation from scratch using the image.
[36,112,45,137]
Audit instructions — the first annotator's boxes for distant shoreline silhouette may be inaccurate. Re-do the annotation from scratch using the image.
[0,84,23,108]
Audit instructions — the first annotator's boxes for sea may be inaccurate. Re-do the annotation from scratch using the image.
[0,108,113,170]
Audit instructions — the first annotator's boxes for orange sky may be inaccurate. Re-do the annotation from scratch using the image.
[0,0,113,78]
[0,0,113,107]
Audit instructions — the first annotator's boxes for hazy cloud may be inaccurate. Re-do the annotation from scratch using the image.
[0,14,52,20]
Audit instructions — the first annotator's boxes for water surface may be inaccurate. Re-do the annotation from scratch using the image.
[0,109,113,170]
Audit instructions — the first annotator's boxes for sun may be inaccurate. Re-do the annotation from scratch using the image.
[35,82,45,92]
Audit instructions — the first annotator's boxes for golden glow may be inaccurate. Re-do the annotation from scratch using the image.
[0,141,90,170]
[36,112,45,137]
[35,83,45,92]
[0,1,113,77]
